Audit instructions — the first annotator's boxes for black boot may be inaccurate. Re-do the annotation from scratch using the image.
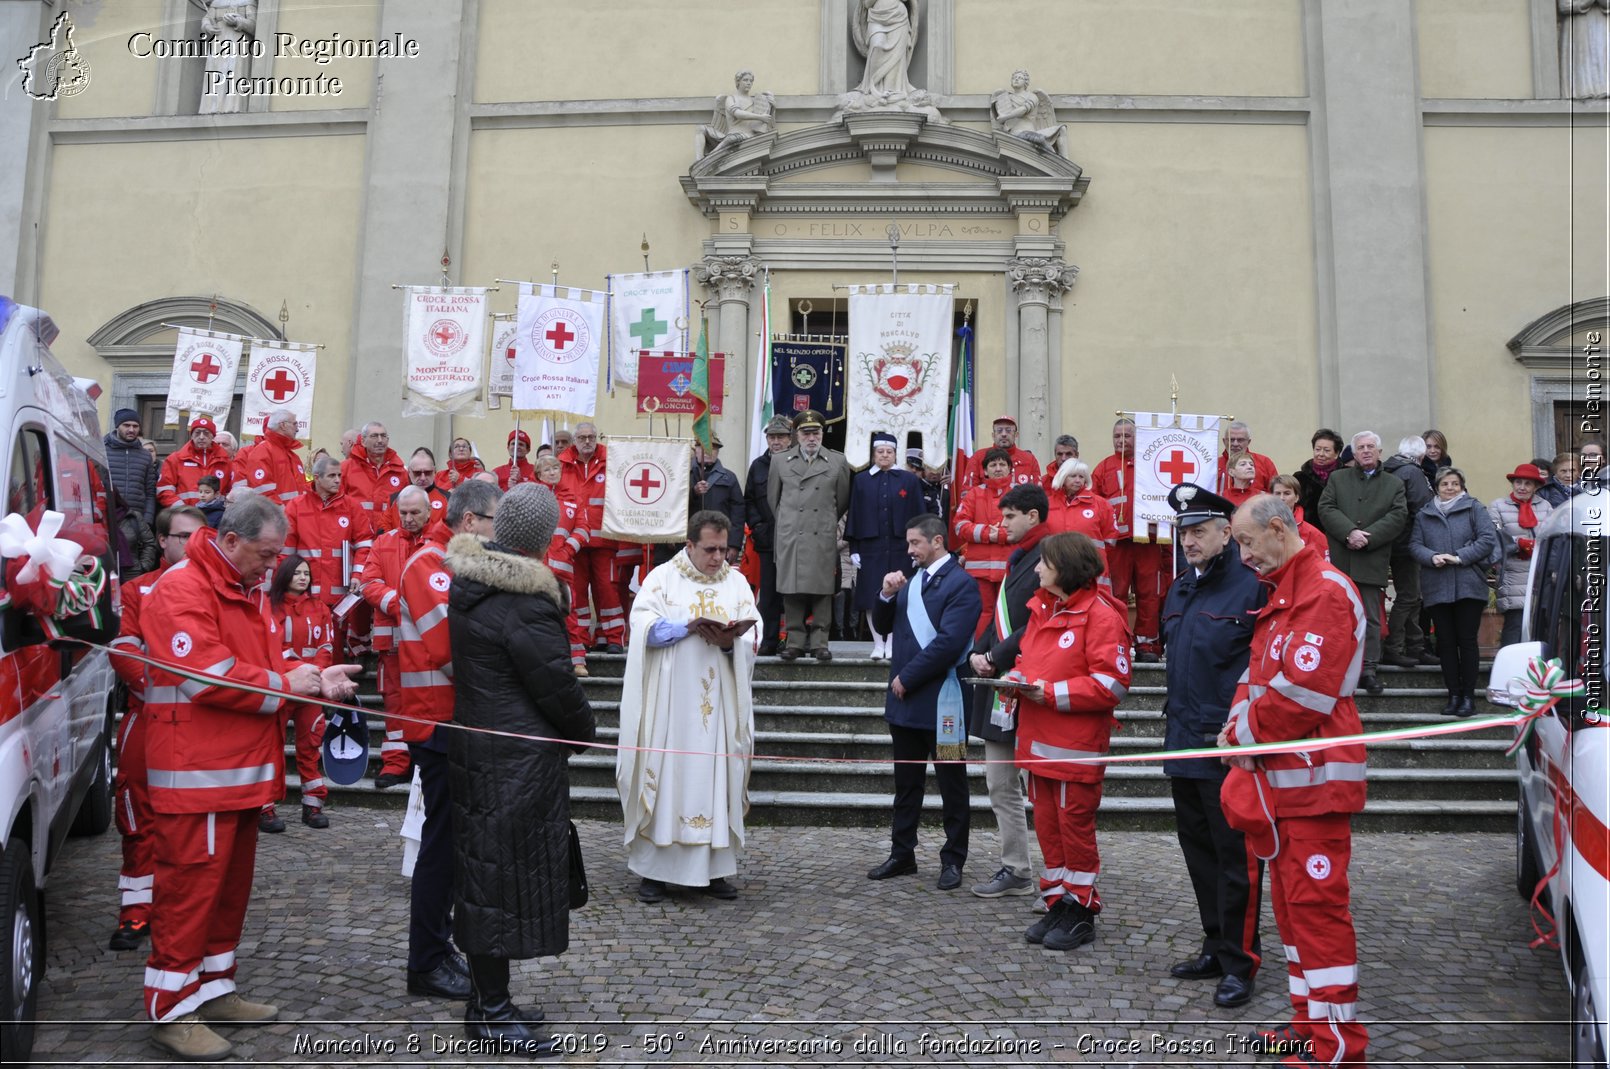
[1455,692,1476,718]
[1441,692,1460,717]
[465,955,558,1055]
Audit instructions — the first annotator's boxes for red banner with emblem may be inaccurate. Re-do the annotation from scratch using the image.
[634,351,725,415]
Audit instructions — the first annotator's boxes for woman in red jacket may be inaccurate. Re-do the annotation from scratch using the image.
[266,554,335,831]
[436,436,486,491]
[1045,459,1118,575]
[537,454,591,675]
[1269,475,1328,560]
[1005,532,1132,952]
[952,448,1015,638]
[1222,451,1260,510]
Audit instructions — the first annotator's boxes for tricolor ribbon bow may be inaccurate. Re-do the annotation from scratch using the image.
[0,510,83,586]
[1504,657,1587,757]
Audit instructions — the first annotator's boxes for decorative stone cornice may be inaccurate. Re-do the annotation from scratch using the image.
[1007,257,1078,305]
[694,255,764,303]
[1507,295,1609,373]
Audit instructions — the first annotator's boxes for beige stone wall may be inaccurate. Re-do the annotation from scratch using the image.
[53,0,165,120]
[41,136,368,450]
[1415,0,1535,99]
[267,0,380,112]
[1423,123,1609,501]
[474,0,821,102]
[955,0,1306,97]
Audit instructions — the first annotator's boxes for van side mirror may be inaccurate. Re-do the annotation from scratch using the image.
[1485,641,1546,710]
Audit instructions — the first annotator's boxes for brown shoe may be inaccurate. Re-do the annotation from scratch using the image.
[151,1014,233,1060]
[812,647,833,662]
[573,663,589,677]
[778,647,802,661]
[198,991,279,1023]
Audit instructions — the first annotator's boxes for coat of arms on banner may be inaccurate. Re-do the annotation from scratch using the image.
[861,340,936,408]
[844,284,954,468]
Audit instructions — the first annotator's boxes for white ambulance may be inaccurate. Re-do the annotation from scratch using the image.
[1487,491,1608,1069]
[0,298,121,1064]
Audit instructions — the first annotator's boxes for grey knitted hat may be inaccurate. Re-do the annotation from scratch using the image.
[493,483,560,557]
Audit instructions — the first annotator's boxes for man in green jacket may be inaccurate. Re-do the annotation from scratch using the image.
[1317,431,1408,695]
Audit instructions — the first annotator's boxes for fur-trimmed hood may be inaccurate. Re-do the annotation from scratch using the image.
[444,532,562,601]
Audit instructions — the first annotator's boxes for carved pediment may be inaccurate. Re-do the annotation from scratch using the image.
[682,113,1087,221]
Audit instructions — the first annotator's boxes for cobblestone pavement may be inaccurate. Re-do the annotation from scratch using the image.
[31,815,1568,1067]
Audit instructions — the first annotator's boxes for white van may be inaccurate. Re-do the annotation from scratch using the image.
[0,298,121,1064]
[1486,492,1608,1069]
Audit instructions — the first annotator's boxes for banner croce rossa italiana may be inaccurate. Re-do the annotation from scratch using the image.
[1132,412,1222,544]
[164,327,244,426]
[401,286,488,416]
[844,284,955,468]
[600,437,692,542]
[514,283,605,416]
[242,341,317,439]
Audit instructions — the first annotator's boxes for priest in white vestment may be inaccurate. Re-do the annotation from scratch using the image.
[616,510,759,902]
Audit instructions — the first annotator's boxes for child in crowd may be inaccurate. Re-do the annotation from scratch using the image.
[195,475,226,528]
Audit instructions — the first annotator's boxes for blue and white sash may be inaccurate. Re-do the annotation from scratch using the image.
[907,567,968,748]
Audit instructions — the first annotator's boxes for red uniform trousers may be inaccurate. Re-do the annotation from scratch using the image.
[143,809,258,1021]
[972,577,1002,640]
[375,652,411,776]
[1106,539,1172,653]
[1269,813,1368,1066]
[286,701,327,804]
[1026,772,1104,912]
[572,546,624,644]
[113,708,154,928]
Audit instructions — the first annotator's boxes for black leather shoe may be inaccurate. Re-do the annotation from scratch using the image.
[1169,952,1223,980]
[1418,648,1443,666]
[1134,650,1161,664]
[604,643,625,655]
[374,773,408,790]
[1042,900,1096,951]
[936,864,962,891]
[1441,693,1461,717]
[407,962,472,1000]
[638,878,670,903]
[443,951,470,978]
[812,646,832,662]
[1213,973,1255,1008]
[867,855,917,880]
[778,647,802,662]
[1383,651,1419,669]
[701,877,739,900]
[1025,898,1070,944]
[1359,674,1385,696]
[758,640,779,657]
[1455,694,1476,717]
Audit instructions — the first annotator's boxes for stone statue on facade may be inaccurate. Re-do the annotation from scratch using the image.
[1559,0,1609,98]
[835,0,946,123]
[991,70,1070,158]
[694,69,777,161]
[199,0,257,114]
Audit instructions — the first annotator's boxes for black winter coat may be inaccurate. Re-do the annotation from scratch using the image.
[967,535,1046,742]
[104,433,157,523]
[1159,541,1267,778]
[1382,455,1433,548]
[443,534,596,960]
[744,453,776,553]
[690,459,745,550]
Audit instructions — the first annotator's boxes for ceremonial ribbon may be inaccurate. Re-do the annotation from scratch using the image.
[0,509,82,585]
[84,637,1550,769]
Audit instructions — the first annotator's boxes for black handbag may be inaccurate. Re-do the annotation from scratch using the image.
[567,821,588,909]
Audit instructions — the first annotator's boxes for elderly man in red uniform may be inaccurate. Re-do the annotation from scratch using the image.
[232,410,307,507]
[156,417,233,508]
[1091,417,1172,662]
[957,415,1042,496]
[1214,420,1279,497]
[1222,493,1369,1068]
[378,448,450,532]
[559,421,624,651]
[341,420,407,520]
[106,504,208,952]
[495,429,536,490]
[138,495,358,1061]
[284,454,374,610]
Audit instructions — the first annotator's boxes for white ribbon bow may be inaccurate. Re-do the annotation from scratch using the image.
[0,510,85,585]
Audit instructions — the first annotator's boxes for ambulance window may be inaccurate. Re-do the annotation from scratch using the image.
[1529,535,1572,647]
[1546,536,1592,682]
[6,427,52,516]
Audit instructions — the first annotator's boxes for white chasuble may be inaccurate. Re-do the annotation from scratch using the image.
[615,551,758,884]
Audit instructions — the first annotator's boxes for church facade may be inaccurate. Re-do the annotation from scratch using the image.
[3,0,1606,493]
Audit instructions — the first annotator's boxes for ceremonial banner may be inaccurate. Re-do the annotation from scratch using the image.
[513,283,605,416]
[1133,412,1221,544]
[769,340,845,422]
[242,341,317,439]
[844,283,955,468]
[635,352,725,415]
[601,437,693,543]
[164,328,244,426]
[401,286,488,416]
[608,270,688,387]
[487,318,518,406]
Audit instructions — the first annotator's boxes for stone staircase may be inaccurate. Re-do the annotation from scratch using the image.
[291,646,1516,833]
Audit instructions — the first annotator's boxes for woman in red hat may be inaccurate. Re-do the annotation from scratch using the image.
[495,430,536,490]
[1487,462,1553,645]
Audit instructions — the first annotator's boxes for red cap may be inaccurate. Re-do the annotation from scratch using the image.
[508,430,532,448]
[189,417,217,434]
[1505,463,1546,483]
[991,415,1018,427]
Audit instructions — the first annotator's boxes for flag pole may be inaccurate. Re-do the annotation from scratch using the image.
[886,224,900,285]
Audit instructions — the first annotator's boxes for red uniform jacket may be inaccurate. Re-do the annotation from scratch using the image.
[340,443,407,518]
[558,444,614,547]
[494,459,536,491]
[952,477,1014,581]
[1223,544,1367,818]
[109,563,170,708]
[544,482,589,582]
[156,442,232,508]
[283,488,375,606]
[1223,483,1259,511]
[275,591,334,667]
[139,529,304,813]
[1091,453,1141,540]
[360,522,448,651]
[1216,450,1280,498]
[395,537,453,741]
[1012,585,1132,783]
[1292,506,1330,561]
[435,458,485,492]
[376,484,449,534]
[1046,488,1119,546]
[958,444,1041,496]
[234,430,307,507]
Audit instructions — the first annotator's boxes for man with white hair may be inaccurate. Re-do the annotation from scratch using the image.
[1316,431,1408,695]
[1381,436,1435,667]
[214,430,239,461]
[341,421,408,519]
[233,410,307,506]
[1214,421,1278,497]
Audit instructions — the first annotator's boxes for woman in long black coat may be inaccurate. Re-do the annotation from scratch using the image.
[443,483,595,1045]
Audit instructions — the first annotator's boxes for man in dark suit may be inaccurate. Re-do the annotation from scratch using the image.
[744,416,795,655]
[867,514,982,890]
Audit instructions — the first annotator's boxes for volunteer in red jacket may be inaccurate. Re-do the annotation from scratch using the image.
[262,555,335,832]
[952,448,1015,639]
[284,454,375,612]
[537,452,590,673]
[232,410,307,507]
[340,421,407,519]
[1008,531,1130,953]
[1222,493,1369,1067]
[495,429,536,490]
[1091,416,1171,662]
[156,417,233,508]
[138,495,359,1061]
[106,504,206,952]
[378,448,450,532]
[1214,420,1279,498]
[957,415,1041,496]
[558,421,624,651]
[1269,475,1329,560]
[1046,458,1118,570]
[436,436,485,491]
